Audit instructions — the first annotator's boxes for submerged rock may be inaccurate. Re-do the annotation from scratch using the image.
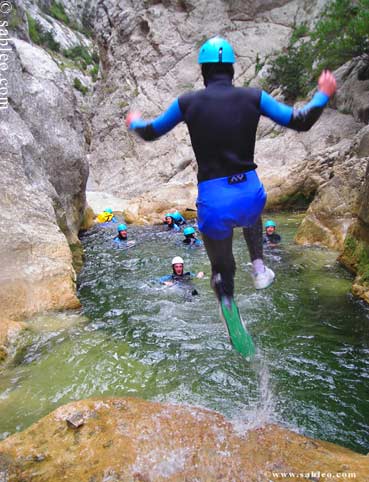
[0,397,368,481]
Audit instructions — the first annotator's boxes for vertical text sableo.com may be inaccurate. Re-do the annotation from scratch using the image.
[0,13,11,110]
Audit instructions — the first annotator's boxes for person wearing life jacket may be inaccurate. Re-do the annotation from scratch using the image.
[126,37,336,309]
[159,256,204,286]
[164,214,181,232]
[183,226,202,247]
[263,220,281,247]
[96,208,117,224]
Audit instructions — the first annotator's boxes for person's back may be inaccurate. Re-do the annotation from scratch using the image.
[179,81,260,182]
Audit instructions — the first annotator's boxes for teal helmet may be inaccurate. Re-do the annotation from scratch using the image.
[183,226,195,236]
[105,208,113,214]
[198,37,235,64]
[117,223,127,232]
[265,220,276,228]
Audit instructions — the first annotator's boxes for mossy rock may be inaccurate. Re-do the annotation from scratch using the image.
[80,206,95,231]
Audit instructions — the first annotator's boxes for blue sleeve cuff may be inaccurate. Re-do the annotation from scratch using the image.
[130,99,183,136]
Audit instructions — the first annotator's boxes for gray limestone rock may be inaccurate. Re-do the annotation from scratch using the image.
[0,38,88,326]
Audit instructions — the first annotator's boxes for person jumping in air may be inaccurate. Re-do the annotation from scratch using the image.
[126,37,336,357]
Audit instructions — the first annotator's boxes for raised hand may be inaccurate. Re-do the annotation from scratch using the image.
[318,70,337,97]
[125,111,141,129]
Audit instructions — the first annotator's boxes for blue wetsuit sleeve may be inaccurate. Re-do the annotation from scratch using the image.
[130,99,184,141]
[159,274,172,283]
[260,91,293,126]
[260,90,330,132]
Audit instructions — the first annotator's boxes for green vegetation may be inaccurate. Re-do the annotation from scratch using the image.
[90,64,99,82]
[26,5,99,82]
[63,46,100,80]
[265,0,369,100]
[73,77,88,95]
[8,5,23,31]
[343,234,369,284]
[43,1,70,25]
[254,53,264,75]
[27,12,60,52]
[344,234,357,255]
[357,243,369,283]
[63,45,94,65]
[27,12,42,44]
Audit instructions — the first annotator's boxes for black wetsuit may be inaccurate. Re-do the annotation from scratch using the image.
[130,74,330,297]
[264,233,281,245]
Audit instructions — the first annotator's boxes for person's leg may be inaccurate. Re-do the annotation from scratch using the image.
[243,217,275,289]
[202,232,235,299]
[243,216,263,262]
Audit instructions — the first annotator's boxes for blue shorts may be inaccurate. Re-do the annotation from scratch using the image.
[196,170,267,240]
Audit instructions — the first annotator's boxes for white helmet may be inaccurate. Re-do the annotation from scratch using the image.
[172,256,184,265]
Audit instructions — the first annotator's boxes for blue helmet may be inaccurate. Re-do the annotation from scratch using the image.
[183,226,195,236]
[117,223,127,232]
[265,220,276,228]
[105,208,113,214]
[198,37,235,64]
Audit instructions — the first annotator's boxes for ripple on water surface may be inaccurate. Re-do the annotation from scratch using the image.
[0,215,368,453]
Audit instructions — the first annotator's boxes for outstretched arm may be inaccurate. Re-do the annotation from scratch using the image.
[126,98,184,141]
[260,70,337,132]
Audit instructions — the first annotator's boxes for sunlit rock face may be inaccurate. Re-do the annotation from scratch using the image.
[338,140,369,303]
[292,58,369,302]
[0,36,88,347]
[293,57,369,250]
[0,397,368,481]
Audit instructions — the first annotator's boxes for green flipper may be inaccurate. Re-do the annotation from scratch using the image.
[220,297,255,358]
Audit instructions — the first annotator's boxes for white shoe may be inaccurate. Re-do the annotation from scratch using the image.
[252,267,275,289]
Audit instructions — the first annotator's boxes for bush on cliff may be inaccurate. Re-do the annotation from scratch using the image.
[265,0,369,100]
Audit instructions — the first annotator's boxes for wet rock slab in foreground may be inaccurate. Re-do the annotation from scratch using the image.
[0,397,368,481]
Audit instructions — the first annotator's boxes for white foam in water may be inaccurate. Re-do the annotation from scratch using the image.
[132,448,189,478]
[231,357,276,436]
